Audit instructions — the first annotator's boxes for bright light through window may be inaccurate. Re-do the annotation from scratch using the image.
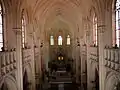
[50,36,54,45]
[67,35,70,45]
[22,16,26,48]
[58,36,62,45]
[0,5,3,51]
[93,15,98,46]
[116,0,120,46]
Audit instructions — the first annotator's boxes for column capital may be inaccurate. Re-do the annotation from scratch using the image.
[98,25,106,33]
[13,27,22,35]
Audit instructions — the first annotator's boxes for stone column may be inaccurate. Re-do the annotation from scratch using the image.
[76,38,80,84]
[29,33,36,90]
[98,24,106,90]
[98,9,112,90]
[75,47,79,83]
[44,42,49,71]
[14,28,23,90]
[86,23,93,90]
[38,38,42,77]
[35,37,41,89]
[72,41,76,72]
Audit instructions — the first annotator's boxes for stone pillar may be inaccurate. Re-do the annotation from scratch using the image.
[40,41,44,71]
[35,37,42,89]
[86,23,92,90]
[98,9,112,90]
[76,39,81,84]
[98,24,106,90]
[38,38,42,77]
[29,33,36,90]
[44,42,49,71]
[14,28,23,90]
[72,41,76,72]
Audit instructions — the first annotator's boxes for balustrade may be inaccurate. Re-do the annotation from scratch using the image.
[0,48,38,82]
[0,51,16,76]
[104,48,120,71]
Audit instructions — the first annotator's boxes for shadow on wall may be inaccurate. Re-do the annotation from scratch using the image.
[23,70,30,90]
[23,63,32,90]
[23,70,32,90]
[1,83,9,90]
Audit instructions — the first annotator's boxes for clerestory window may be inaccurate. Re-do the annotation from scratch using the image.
[67,35,70,45]
[50,36,54,45]
[21,15,26,48]
[93,15,98,46]
[58,36,62,45]
[115,0,120,47]
[0,5,3,51]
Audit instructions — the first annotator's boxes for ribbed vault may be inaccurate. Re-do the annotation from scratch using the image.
[19,0,104,40]
[30,0,86,40]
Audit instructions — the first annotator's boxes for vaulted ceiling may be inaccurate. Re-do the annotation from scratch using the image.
[26,0,91,38]
[3,0,113,39]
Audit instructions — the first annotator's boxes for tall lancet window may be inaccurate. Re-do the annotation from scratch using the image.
[67,35,70,45]
[50,36,54,45]
[0,5,3,51]
[116,0,120,47]
[22,15,26,48]
[58,36,62,45]
[93,15,98,46]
